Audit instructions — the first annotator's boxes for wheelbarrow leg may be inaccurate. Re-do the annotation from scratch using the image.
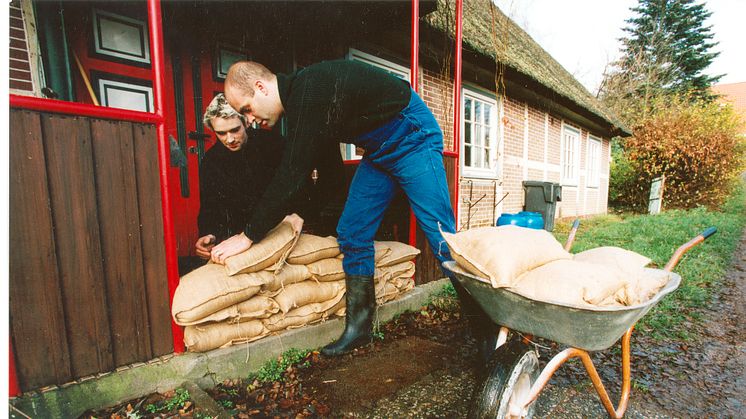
[519,327,633,418]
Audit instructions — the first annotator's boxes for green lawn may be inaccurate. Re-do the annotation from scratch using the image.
[553,183,746,340]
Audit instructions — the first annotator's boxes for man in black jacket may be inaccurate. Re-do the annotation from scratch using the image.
[194,93,285,260]
[215,60,465,357]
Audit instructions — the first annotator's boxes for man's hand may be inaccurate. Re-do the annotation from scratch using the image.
[211,232,252,264]
[195,235,217,260]
[283,213,304,234]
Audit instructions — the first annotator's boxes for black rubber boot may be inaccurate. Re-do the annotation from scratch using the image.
[448,276,499,366]
[321,275,376,357]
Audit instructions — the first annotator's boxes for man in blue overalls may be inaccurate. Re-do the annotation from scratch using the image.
[214,59,487,357]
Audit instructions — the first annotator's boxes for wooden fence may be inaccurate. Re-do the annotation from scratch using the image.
[9,109,173,391]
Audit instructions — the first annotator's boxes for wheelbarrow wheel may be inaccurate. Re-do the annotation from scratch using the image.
[469,340,540,419]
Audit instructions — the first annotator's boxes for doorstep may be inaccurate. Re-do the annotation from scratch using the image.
[8,279,450,419]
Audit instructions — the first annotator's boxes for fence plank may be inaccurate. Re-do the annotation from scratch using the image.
[91,120,152,365]
[41,114,114,377]
[132,123,173,356]
[9,110,72,389]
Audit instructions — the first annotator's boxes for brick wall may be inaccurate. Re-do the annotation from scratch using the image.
[9,0,35,93]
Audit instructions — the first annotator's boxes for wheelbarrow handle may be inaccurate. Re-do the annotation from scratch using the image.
[564,219,581,251]
[663,226,717,272]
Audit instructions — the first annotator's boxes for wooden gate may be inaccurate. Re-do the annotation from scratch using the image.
[9,109,173,391]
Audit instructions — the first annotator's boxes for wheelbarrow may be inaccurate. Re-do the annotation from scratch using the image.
[442,222,717,418]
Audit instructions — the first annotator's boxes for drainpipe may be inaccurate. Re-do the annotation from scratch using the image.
[408,0,419,248]
[453,0,463,228]
[147,0,184,353]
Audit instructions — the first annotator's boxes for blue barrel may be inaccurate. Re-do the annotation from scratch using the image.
[497,212,544,229]
[520,211,545,230]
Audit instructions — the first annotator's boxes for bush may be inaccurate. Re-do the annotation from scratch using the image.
[612,96,745,211]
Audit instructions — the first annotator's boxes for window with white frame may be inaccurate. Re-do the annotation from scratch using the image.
[462,89,498,177]
[561,125,580,185]
[587,136,602,187]
[342,49,412,160]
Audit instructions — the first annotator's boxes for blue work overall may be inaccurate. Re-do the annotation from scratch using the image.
[337,90,456,277]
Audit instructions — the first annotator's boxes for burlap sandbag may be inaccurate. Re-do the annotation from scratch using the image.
[184,319,267,352]
[307,258,345,282]
[225,220,300,275]
[608,268,671,306]
[263,292,345,332]
[335,242,392,263]
[511,259,633,307]
[376,241,421,267]
[172,263,264,325]
[274,280,346,313]
[574,246,652,272]
[287,234,340,265]
[189,295,280,325]
[376,261,416,281]
[261,264,311,293]
[443,225,572,288]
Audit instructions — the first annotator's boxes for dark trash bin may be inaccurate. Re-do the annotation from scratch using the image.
[522,181,562,231]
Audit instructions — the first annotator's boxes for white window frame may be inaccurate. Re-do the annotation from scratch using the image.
[97,78,153,113]
[587,136,602,188]
[461,87,499,178]
[561,125,580,186]
[342,49,411,161]
[92,9,150,64]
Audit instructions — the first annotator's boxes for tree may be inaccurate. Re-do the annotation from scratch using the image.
[599,0,722,120]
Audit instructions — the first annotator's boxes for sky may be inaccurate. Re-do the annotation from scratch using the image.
[493,0,746,95]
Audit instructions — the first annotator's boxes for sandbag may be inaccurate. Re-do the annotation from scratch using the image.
[261,264,311,293]
[376,241,421,267]
[274,280,346,313]
[335,242,392,263]
[511,259,632,307]
[376,261,416,281]
[574,246,652,273]
[443,225,571,288]
[189,295,280,325]
[263,293,345,332]
[609,268,671,306]
[307,258,345,282]
[172,263,263,325]
[225,220,300,275]
[184,319,266,352]
[287,234,340,265]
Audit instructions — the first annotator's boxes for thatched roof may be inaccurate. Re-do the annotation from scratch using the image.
[424,0,630,136]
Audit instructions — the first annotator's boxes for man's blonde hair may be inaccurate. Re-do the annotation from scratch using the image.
[225,61,274,97]
[203,93,244,130]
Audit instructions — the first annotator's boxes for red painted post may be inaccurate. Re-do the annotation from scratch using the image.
[9,338,20,397]
[147,0,184,353]
[453,0,463,228]
[408,0,420,247]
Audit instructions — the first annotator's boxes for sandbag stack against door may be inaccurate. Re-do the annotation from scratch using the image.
[171,220,421,352]
[442,225,670,309]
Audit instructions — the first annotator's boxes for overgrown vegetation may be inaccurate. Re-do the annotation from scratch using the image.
[144,388,191,414]
[556,182,746,340]
[611,97,744,211]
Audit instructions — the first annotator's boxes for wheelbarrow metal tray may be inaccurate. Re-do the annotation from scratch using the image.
[443,261,681,351]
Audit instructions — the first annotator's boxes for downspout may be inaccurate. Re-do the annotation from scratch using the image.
[408,0,419,248]
[453,0,463,228]
[147,0,185,353]
[33,0,75,101]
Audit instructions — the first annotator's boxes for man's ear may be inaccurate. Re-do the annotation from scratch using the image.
[255,79,267,96]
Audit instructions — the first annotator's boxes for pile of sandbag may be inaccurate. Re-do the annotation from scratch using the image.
[171,220,420,352]
[443,225,670,309]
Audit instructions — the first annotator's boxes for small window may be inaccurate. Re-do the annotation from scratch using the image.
[92,9,150,65]
[462,88,498,178]
[214,43,247,80]
[561,126,580,186]
[587,137,602,187]
[343,49,411,161]
[93,72,153,113]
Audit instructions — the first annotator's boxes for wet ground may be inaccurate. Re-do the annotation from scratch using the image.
[86,232,745,418]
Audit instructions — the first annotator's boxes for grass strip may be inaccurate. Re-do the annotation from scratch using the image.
[553,183,746,340]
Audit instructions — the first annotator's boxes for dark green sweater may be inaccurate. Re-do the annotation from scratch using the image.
[243,59,411,241]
